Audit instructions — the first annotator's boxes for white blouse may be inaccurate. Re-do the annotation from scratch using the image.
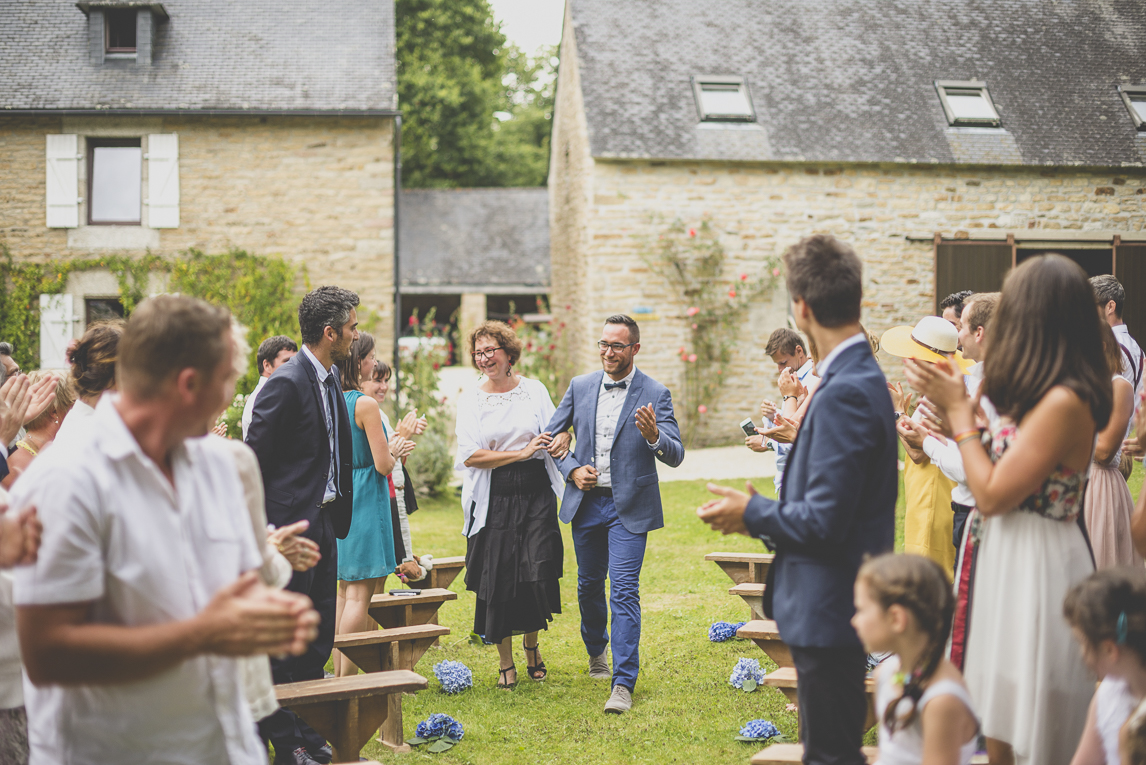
[454,376,564,537]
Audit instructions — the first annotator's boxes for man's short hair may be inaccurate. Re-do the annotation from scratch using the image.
[117,295,232,399]
[1091,274,1125,319]
[782,235,862,328]
[604,314,640,344]
[298,286,360,346]
[965,292,1000,333]
[257,335,298,374]
[765,328,805,358]
[939,290,975,318]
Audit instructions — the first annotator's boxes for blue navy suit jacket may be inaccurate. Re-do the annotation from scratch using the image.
[744,340,897,648]
[245,351,354,540]
[546,369,685,534]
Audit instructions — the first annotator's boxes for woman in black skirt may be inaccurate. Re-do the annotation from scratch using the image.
[455,321,565,688]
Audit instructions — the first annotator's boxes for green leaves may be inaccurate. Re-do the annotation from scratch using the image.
[406,734,462,753]
[741,678,757,693]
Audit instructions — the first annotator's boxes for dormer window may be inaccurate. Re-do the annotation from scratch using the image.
[1119,86,1146,131]
[104,9,137,56]
[935,81,1001,127]
[691,76,756,122]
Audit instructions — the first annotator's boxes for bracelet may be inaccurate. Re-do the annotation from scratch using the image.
[954,431,981,447]
[951,428,979,442]
[783,395,798,401]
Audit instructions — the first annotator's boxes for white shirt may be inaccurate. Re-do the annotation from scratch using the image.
[52,398,96,445]
[814,332,868,380]
[11,396,265,765]
[1114,324,1144,414]
[594,366,637,489]
[300,345,337,504]
[240,375,269,440]
[921,364,981,507]
[770,359,820,493]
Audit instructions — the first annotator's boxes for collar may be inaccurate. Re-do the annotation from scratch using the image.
[301,345,331,382]
[815,332,867,379]
[796,359,816,380]
[95,394,190,465]
[1113,324,1130,337]
[602,365,637,389]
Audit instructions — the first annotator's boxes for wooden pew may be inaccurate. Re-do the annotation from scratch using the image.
[334,624,450,752]
[761,666,878,730]
[751,744,879,765]
[735,620,792,668]
[729,582,767,622]
[368,588,457,630]
[276,671,427,762]
[408,555,466,591]
[705,551,774,585]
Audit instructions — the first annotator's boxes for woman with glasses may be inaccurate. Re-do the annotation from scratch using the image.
[455,320,565,688]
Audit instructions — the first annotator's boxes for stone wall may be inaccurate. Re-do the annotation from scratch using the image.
[551,154,1146,446]
[0,114,396,350]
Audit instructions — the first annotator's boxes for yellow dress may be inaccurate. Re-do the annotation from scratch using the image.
[903,456,957,574]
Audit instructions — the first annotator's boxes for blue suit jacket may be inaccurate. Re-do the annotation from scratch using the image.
[245,351,354,539]
[744,340,897,648]
[546,369,685,534]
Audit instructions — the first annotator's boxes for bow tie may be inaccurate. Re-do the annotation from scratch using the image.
[604,380,627,391]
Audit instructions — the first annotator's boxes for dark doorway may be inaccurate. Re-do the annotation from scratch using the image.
[85,297,125,326]
[1017,247,1113,278]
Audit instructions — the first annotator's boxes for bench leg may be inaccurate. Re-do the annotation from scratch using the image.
[287,695,391,762]
[376,693,410,752]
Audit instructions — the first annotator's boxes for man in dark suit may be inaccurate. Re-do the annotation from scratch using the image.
[546,315,685,714]
[246,286,359,765]
[700,235,897,765]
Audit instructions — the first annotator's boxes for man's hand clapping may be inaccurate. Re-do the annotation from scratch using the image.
[778,369,805,400]
[896,415,930,450]
[0,505,42,568]
[758,415,798,444]
[267,519,321,572]
[697,482,757,536]
[634,404,659,444]
[0,375,31,446]
[887,381,914,415]
[195,571,319,657]
[760,399,777,423]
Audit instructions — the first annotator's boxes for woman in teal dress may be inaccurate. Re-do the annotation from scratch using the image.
[333,333,414,676]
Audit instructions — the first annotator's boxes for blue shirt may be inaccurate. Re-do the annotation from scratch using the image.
[771,359,818,494]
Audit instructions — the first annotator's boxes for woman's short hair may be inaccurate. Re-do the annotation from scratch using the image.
[26,369,76,431]
[371,359,392,383]
[468,321,522,368]
[341,332,376,392]
[70,321,124,399]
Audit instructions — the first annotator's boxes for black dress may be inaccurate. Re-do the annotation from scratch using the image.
[465,459,563,644]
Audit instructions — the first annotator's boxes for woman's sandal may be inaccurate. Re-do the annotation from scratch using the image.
[523,642,547,681]
[497,664,517,689]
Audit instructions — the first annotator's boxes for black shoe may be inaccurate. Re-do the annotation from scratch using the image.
[497,663,517,689]
[273,747,320,765]
[523,641,547,681]
[308,744,333,764]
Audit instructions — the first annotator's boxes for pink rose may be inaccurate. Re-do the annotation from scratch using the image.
[688,228,697,237]
[687,306,700,316]
[691,323,698,329]
[697,405,708,414]
[688,353,698,363]
[772,267,781,277]
[728,289,737,298]
[740,273,748,281]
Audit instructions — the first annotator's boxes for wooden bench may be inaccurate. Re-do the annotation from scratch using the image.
[736,620,792,668]
[368,588,457,630]
[408,555,466,591]
[334,624,450,752]
[751,744,878,765]
[762,666,878,730]
[706,551,774,585]
[729,582,768,622]
[276,670,427,762]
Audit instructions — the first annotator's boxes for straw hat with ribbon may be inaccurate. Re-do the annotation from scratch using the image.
[880,315,974,373]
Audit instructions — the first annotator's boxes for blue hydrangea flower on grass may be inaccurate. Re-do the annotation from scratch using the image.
[709,621,746,642]
[433,660,473,694]
[737,719,781,742]
[410,713,464,752]
[729,657,765,691]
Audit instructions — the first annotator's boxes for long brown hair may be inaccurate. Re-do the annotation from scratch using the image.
[857,554,954,734]
[340,332,375,392]
[982,255,1112,430]
[70,320,123,399]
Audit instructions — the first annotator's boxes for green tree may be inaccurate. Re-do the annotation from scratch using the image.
[396,0,555,188]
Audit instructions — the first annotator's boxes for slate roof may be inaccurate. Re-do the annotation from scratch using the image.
[569,0,1146,167]
[0,0,396,111]
[399,188,549,291]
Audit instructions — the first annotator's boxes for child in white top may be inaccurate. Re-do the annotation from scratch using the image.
[852,553,979,765]
[1063,567,1146,765]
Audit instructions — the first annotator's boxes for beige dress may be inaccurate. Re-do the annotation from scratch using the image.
[1084,378,1142,569]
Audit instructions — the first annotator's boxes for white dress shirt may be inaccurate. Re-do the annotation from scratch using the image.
[1114,324,1144,413]
[300,345,338,504]
[921,363,983,507]
[240,375,269,440]
[593,366,659,488]
[52,397,96,445]
[814,332,868,379]
[11,396,265,765]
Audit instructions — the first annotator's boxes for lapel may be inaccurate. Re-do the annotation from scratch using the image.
[297,350,329,454]
[784,343,863,477]
[583,371,603,450]
[617,369,645,439]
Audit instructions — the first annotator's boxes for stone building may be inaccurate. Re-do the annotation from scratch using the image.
[549,0,1146,444]
[0,0,398,365]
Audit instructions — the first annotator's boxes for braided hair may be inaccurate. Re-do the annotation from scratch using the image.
[857,554,955,734]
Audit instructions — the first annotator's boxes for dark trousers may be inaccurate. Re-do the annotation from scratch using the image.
[952,502,972,555]
[571,491,647,692]
[789,645,867,765]
[258,508,338,754]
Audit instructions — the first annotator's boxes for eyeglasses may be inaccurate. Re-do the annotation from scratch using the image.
[471,347,503,361]
[598,341,637,353]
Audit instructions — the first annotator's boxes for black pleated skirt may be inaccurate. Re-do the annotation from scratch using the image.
[465,459,563,644]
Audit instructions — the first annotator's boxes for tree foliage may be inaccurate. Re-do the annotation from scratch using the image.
[396,0,556,188]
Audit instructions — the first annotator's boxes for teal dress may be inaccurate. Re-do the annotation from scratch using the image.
[336,390,398,581]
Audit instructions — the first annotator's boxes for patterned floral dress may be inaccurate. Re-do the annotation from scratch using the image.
[962,417,1096,765]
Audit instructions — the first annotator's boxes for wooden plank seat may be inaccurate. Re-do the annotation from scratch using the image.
[705,551,774,585]
[408,555,466,591]
[729,582,767,622]
[276,670,427,762]
[334,624,451,752]
[751,743,878,765]
[735,620,792,668]
[762,667,879,730]
[368,588,457,630]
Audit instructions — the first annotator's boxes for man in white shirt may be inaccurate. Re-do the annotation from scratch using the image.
[242,336,298,439]
[12,295,318,765]
[747,328,819,494]
[1092,275,1144,412]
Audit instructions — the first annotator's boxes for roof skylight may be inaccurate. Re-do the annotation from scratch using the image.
[1119,86,1146,131]
[692,76,756,122]
[935,81,1001,127]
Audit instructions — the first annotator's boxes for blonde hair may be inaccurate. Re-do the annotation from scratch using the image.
[26,370,76,431]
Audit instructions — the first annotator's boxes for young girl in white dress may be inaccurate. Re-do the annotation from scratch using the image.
[852,553,979,765]
[1064,568,1146,765]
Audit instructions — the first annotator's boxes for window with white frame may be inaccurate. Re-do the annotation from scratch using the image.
[935,81,1001,127]
[88,138,142,224]
[1119,86,1146,131]
[691,76,756,122]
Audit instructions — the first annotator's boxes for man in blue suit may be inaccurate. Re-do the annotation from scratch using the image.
[546,314,685,714]
[700,235,896,765]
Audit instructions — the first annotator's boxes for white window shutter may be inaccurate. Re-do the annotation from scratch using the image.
[39,294,75,370]
[45,134,80,228]
[147,133,179,228]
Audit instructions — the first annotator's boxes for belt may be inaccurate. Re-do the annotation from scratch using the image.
[588,486,613,497]
[951,501,973,512]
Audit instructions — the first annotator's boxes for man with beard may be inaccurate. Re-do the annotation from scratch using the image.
[246,286,359,765]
